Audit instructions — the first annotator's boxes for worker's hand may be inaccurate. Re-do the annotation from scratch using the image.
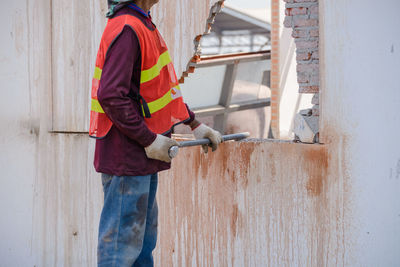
[192,123,223,153]
[144,134,179,163]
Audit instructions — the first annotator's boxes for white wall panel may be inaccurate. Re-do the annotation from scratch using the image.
[51,0,107,132]
[0,1,39,266]
[320,0,400,265]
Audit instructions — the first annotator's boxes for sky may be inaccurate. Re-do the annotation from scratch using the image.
[227,0,271,9]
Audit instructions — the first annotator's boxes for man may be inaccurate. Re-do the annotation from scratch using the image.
[89,0,222,266]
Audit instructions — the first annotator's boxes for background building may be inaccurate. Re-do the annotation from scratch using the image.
[200,5,271,55]
[0,0,399,266]
[179,5,272,137]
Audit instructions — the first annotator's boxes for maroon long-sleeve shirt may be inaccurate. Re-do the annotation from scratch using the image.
[94,7,194,176]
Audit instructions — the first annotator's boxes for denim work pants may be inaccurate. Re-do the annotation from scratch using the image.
[97,173,158,267]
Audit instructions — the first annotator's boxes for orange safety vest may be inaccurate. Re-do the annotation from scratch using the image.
[89,14,190,138]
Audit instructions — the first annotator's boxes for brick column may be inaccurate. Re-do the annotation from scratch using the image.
[270,0,281,138]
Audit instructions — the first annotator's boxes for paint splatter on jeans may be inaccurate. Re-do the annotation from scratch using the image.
[97,173,158,267]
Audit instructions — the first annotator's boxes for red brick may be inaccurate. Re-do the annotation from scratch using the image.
[299,85,319,93]
[297,63,319,73]
[297,51,312,61]
[309,5,319,15]
[272,0,280,7]
[271,105,279,110]
[271,91,279,97]
[311,51,319,59]
[271,83,279,88]
[295,39,318,49]
[286,7,307,16]
[271,29,279,35]
[271,103,279,108]
[271,81,279,87]
[293,17,318,27]
[271,76,279,83]
[310,29,319,37]
[297,72,309,83]
[292,29,309,38]
[310,74,319,85]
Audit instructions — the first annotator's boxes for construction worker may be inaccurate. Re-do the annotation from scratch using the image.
[89,0,222,266]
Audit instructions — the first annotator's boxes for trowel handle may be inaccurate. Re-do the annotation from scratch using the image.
[168,132,250,159]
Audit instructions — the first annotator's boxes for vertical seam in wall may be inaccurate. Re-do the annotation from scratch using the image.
[26,0,34,256]
[50,0,54,131]
[318,0,325,143]
[26,0,32,121]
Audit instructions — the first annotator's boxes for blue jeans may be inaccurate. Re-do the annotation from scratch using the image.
[97,173,158,267]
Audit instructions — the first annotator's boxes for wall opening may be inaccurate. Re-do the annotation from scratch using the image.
[277,0,320,143]
[174,1,273,139]
[175,0,320,144]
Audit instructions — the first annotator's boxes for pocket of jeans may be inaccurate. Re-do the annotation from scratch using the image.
[101,173,113,186]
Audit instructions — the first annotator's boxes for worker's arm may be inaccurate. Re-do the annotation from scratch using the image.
[183,103,222,152]
[188,119,201,130]
[186,113,222,153]
[97,26,156,148]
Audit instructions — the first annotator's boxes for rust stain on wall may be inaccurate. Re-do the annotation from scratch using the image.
[156,138,354,266]
[157,142,251,266]
[303,146,329,196]
[231,203,239,238]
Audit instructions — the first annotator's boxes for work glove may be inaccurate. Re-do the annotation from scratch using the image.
[144,134,179,163]
[192,123,223,153]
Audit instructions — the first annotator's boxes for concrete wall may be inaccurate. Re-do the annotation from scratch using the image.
[1,0,399,266]
[157,0,400,265]
[320,0,400,265]
[0,2,37,266]
[157,141,351,266]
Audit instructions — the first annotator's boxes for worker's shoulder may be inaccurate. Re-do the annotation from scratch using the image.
[116,24,140,44]
[104,25,140,57]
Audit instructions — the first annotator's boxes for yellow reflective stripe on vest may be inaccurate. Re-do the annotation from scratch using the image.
[94,67,102,80]
[145,86,182,115]
[140,51,171,84]
[91,99,105,113]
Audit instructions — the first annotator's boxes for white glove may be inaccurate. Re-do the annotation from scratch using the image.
[144,134,179,163]
[193,124,223,153]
